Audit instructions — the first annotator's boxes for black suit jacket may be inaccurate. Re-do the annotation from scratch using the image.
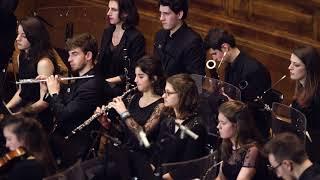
[48,69,105,135]
[153,23,206,76]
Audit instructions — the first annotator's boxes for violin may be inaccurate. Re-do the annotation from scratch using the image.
[0,147,26,168]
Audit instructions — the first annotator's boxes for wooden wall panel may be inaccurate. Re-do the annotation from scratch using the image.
[15,0,39,18]
[34,0,107,48]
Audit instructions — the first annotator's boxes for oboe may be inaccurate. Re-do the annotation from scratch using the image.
[64,86,137,139]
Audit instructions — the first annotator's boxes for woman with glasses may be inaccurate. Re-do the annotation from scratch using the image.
[153,73,207,180]
[289,46,320,164]
[216,100,269,180]
[96,56,164,179]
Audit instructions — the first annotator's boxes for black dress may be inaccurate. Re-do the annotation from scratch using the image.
[154,113,207,179]
[102,93,163,180]
[17,54,54,132]
[126,93,163,148]
[97,26,145,96]
[221,145,269,180]
[18,54,40,106]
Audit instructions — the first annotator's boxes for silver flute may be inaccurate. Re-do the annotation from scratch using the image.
[16,75,95,84]
[64,86,137,139]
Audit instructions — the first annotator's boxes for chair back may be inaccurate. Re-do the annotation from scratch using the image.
[161,151,220,179]
[271,102,307,144]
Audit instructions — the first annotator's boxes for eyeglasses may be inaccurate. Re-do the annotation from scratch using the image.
[267,162,282,172]
[163,90,177,96]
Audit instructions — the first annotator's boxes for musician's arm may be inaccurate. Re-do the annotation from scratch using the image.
[216,162,226,180]
[6,85,22,109]
[49,83,98,122]
[105,76,122,84]
[29,58,54,112]
[143,103,164,133]
[125,103,163,135]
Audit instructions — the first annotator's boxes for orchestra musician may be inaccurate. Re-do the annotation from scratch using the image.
[204,28,272,141]
[40,33,105,168]
[289,46,320,163]
[1,115,56,180]
[95,56,165,179]
[97,0,145,97]
[153,0,206,76]
[264,132,320,180]
[216,101,269,180]
[154,74,207,180]
[5,16,67,131]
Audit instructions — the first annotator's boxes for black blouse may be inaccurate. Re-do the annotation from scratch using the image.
[129,93,163,126]
[153,113,207,178]
[126,93,163,148]
[157,113,207,162]
[18,54,39,105]
[222,145,269,180]
[97,26,145,85]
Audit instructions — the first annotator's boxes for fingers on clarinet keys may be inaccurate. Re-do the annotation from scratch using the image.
[96,106,110,129]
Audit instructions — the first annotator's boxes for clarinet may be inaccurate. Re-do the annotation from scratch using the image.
[64,86,137,139]
[123,48,132,91]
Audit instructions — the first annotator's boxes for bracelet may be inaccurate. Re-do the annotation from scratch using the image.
[120,111,131,120]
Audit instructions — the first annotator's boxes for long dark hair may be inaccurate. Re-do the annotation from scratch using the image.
[165,74,198,119]
[292,46,320,107]
[1,115,56,175]
[135,56,164,96]
[218,101,261,161]
[18,16,58,73]
[110,0,139,29]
